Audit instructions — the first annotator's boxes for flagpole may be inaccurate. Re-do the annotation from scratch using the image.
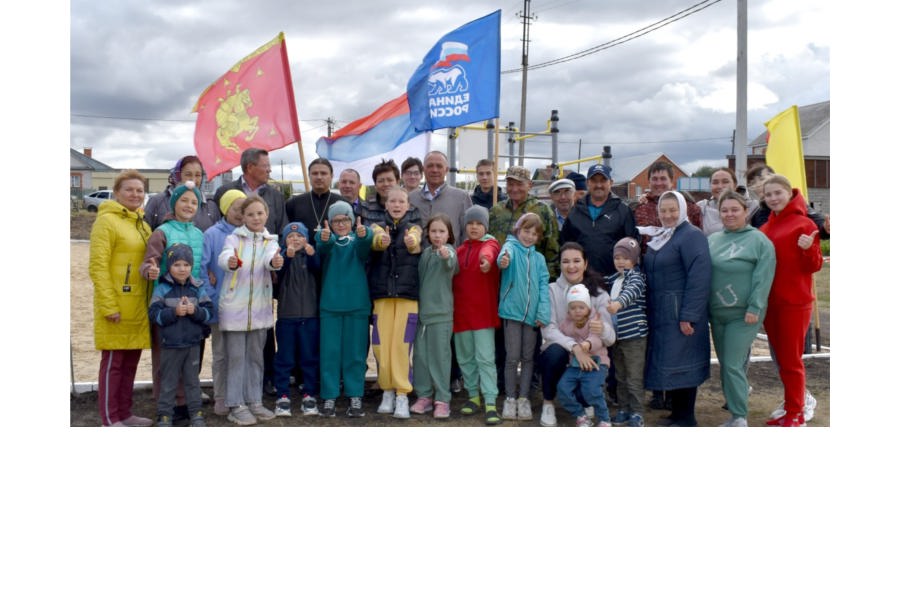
[296,142,310,192]
[492,119,500,207]
[812,273,821,351]
[277,32,309,192]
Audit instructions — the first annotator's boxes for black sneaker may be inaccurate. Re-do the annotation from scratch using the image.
[173,404,191,427]
[190,411,207,427]
[648,391,669,410]
[346,396,365,418]
[320,399,336,418]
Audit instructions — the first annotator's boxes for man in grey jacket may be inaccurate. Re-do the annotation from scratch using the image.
[408,151,472,245]
[213,148,288,235]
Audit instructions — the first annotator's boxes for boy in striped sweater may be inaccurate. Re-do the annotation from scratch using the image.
[605,237,648,427]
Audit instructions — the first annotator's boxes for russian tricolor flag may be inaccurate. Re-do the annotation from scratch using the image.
[315,93,429,184]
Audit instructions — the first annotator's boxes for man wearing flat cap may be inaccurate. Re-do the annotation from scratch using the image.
[561,163,638,277]
[547,178,576,233]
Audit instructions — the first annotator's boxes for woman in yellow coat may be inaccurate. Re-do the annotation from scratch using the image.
[89,170,153,426]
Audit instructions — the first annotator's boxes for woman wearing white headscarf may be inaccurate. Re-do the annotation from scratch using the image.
[639,191,712,426]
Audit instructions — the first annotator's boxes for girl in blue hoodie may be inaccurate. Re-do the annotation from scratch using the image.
[497,212,551,421]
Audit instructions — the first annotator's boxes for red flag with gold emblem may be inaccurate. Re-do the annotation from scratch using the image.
[192,32,301,179]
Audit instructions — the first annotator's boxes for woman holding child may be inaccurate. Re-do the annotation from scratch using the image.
[538,242,616,427]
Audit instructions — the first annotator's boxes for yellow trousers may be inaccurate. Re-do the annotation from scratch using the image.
[371,298,418,394]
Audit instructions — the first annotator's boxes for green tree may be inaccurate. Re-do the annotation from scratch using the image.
[691,165,719,178]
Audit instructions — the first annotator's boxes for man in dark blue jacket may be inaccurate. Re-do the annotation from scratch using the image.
[560,164,639,277]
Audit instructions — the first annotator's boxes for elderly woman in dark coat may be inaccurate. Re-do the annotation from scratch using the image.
[640,191,712,426]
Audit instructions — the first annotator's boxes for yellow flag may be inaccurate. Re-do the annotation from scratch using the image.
[764,105,808,201]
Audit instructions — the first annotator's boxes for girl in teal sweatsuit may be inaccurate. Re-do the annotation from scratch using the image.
[315,200,373,418]
[412,214,459,419]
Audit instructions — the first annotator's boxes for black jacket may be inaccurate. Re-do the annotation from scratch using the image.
[367,213,421,301]
[471,186,508,210]
[355,195,422,228]
[274,249,320,319]
[561,195,639,277]
[286,190,344,238]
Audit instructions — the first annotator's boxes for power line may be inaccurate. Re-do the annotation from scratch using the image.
[532,0,581,13]
[525,135,732,146]
[502,0,723,75]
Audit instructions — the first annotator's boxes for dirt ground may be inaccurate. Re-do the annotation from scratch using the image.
[70,211,830,427]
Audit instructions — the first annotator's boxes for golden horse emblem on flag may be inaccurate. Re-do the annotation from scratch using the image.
[216,84,259,153]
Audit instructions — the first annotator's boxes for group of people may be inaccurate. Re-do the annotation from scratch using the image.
[88,149,826,427]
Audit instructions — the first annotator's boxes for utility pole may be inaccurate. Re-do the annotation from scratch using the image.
[735,0,748,182]
[326,117,335,137]
[517,0,535,166]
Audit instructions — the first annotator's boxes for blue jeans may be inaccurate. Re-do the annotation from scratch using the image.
[557,363,610,421]
[274,317,320,398]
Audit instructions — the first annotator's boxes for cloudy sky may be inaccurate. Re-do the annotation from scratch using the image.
[69,0,829,183]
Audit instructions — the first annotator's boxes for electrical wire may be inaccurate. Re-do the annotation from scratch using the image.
[502,0,723,74]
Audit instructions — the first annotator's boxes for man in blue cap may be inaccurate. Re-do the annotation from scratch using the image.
[564,171,587,202]
[560,163,638,277]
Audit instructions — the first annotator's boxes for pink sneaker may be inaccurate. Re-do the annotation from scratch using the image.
[410,396,434,414]
[597,421,612,427]
[434,401,450,419]
[121,415,153,427]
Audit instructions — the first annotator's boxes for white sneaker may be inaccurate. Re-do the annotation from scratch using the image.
[502,397,517,420]
[274,397,292,417]
[768,402,786,420]
[720,416,748,427]
[393,393,410,419]
[227,405,257,426]
[516,397,532,421]
[301,395,319,416]
[768,391,816,422]
[249,402,276,421]
[540,403,557,427]
[585,406,595,419]
[378,390,396,414]
[803,390,817,422]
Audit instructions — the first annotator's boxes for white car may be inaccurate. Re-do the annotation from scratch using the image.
[82,190,114,211]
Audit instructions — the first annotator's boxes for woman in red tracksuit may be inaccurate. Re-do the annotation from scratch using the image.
[759,174,823,427]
